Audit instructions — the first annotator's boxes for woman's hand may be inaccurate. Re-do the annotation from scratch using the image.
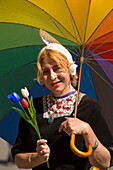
[59,117,89,136]
[36,139,50,164]
[59,117,111,169]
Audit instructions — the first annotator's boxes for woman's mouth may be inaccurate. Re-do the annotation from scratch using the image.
[51,81,61,87]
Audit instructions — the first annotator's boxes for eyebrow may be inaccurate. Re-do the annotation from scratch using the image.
[42,64,59,70]
[53,64,60,68]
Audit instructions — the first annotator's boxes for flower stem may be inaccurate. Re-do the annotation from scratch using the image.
[18,101,26,113]
[19,99,50,168]
[46,159,50,168]
[27,97,33,113]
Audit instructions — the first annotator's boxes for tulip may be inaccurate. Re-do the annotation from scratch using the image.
[21,87,29,98]
[21,98,29,108]
[8,90,49,168]
[8,92,20,103]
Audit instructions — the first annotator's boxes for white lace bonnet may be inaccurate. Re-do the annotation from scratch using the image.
[38,29,78,76]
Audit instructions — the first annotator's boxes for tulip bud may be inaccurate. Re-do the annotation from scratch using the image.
[21,87,29,98]
[21,98,29,108]
[8,92,20,103]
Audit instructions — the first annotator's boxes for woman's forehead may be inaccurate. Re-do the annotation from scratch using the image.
[41,57,57,67]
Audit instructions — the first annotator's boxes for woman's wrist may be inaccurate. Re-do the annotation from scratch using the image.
[28,153,33,163]
[82,123,98,149]
[82,122,90,136]
[28,152,42,167]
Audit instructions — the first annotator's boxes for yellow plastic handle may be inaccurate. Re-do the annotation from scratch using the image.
[70,133,92,158]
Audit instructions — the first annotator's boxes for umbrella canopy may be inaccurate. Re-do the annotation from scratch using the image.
[0,0,113,145]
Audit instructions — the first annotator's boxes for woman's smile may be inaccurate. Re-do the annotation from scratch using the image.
[51,81,61,87]
[41,57,73,97]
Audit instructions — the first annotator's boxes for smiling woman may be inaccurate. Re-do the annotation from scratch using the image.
[11,30,113,170]
[37,49,76,97]
[37,44,78,87]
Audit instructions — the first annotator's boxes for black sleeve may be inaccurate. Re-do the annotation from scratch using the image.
[78,95,113,166]
[11,117,30,159]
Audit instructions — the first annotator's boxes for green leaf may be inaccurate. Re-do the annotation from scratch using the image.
[12,107,35,128]
[13,100,49,168]
[30,96,36,115]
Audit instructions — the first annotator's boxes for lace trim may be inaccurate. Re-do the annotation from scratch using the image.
[43,92,85,119]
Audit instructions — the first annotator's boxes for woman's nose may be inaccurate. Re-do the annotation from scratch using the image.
[50,70,57,80]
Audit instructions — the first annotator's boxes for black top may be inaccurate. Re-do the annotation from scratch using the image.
[11,95,113,170]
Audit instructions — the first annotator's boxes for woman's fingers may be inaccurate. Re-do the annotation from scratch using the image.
[36,139,50,163]
[59,120,67,132]
[40,148,50,155]
[39,144,50,154]
[36,139,47,152]
[37,139,48,146]
[59,117,87,136]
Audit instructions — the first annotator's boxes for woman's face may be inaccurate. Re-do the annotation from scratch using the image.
[41,57,72,97]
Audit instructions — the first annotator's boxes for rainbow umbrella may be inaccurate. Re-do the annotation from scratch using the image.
[0,0,113,154]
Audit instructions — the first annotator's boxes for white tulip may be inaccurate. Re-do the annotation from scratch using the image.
[21,87,29,98]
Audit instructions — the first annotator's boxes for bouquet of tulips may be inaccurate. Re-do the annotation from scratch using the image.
[8,87,49,168]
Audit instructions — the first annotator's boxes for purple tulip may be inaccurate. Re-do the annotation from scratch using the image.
[8,92,20,103]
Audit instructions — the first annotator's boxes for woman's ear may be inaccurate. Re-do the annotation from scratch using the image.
[38,78,44,85]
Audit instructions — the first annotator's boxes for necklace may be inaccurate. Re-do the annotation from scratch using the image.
[43,91,77,124]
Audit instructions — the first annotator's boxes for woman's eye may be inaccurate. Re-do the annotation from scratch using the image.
[54,67,61,72]
[43,70,48,75]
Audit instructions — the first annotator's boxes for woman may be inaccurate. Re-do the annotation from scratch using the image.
[12,40,113,170]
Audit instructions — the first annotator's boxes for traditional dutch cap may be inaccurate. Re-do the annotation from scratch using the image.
[39,29,77,76]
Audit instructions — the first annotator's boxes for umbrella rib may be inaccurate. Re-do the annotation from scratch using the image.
[88,35,113,54]
[68,50,79,58]
[34,2,81,57]
[64,0,82,42]
[82,0,91,46]
[41,14,81,45]
[85,62,113,89]
[73,0,92,119]
[86,9,113,44]
[87,58,113,62]
[1,1,80,45]
[46,14,80,57]
[86,59,113,71]
[1,1,82,63]
[34,27,80,58]
[87,48,113,58]
[0,61,36,80]
[0,2,43,24]
[27,0,83,59]
[83,63,96,91]
[85,11,112,56]
[28,0,81,45]
[80,0,91,61]
[85,50,113,72]
[1,1,81,69]
[64,0,82,56]
[28,0,82,58]
[88,31,113,45]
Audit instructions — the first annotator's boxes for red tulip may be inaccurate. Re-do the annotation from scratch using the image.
[21,98,29,108]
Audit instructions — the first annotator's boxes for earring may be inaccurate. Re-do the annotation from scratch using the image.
[70,77,73,81]
[43,84,45,91]
[38,78,43,85]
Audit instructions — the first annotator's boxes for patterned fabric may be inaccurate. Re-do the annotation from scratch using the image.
[43,91,86,124]
[43,91,77,119]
